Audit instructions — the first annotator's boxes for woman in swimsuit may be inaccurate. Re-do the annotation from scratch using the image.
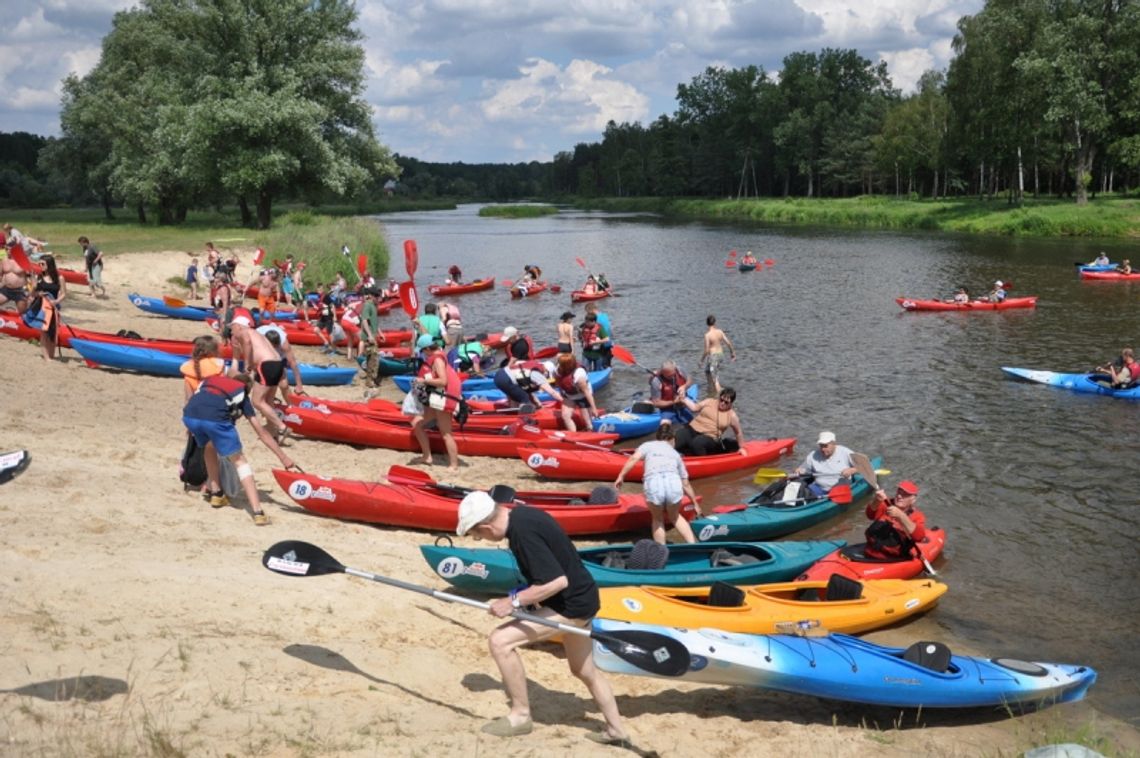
[34,255,67,360]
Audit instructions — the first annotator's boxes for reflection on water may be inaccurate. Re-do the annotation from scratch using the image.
[379,205,1139,724]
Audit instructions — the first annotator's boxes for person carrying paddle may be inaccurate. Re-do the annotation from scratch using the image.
[613,424,699,545]
[676,387,747,456]
[1096,347,1139,388]
[649,360,694,425]
[182,372,298,525]
[864,480,927,560]
[792,431,863,497]
[455,491,630,745]
[408,335,463,472]
[700,314,736,397]
[226,308,289,441]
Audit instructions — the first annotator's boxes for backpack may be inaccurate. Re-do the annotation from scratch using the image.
[179,434,208,487]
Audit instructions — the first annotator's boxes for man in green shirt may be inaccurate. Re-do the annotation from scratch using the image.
[413,302,444,345]
[360,288,382,391]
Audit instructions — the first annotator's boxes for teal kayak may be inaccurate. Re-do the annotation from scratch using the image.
[419,539,845,592]
[689,457,882,542]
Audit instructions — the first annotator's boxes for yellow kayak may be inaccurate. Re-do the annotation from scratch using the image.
[597,576,947,635]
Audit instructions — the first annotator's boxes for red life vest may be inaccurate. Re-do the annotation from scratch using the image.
[1123,358,1140,382]
[579,321,601,348]
[653,369,687,402]
[417,354,462,414]
[556,368,582,397]
[199,374,248,420]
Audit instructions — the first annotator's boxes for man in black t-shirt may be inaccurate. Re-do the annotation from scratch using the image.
[457,492,629,745]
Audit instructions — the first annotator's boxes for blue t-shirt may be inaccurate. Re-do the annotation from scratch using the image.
[186,264,198,283]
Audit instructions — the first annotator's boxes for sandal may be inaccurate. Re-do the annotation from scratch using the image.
[252,511,270,526]
[209,491,230,508]
[480,717,533,738]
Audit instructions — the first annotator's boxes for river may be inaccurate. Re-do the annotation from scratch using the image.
[378,204,1139,726]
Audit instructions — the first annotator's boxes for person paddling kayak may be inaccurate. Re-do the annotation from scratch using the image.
[864,480,927,560]
[791,431,866,497]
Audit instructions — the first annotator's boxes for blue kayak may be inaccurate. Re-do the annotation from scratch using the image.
[70,339,357,386]
[128,293,300,322]
[592,619,1096,709]
[1077,263,1117,273]
[420,539,845,592]
[591,384,699,440]
[1001,367,1140,400]
[688,457,881,542]
[401,368,612,402]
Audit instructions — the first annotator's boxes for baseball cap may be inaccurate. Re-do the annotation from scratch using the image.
[502,326,519,340]
[230,308,254,328]
[415,334,435,350]
[816,431,836,445]
[456,491,496,536]
[897,480,919,495]
[994,280,1003,287]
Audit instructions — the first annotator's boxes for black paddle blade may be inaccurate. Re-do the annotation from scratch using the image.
[262,540,346,577]
[593,629,691,677]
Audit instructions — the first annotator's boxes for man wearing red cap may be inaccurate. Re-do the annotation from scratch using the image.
[864,480,927,559]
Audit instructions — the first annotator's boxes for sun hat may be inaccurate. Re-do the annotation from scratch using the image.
[415,334,436,350]
[897,480,919,495]
[502,326,519,340]
[816,431,836,445]
[456,491,496,536]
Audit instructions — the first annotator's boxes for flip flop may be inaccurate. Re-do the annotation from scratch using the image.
[585,731,631,747]
[480,717,533,737]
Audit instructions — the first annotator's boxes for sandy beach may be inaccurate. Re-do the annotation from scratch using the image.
[1,250,1137,757]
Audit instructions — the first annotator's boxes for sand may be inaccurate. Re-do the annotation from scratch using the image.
[1,250,1137,757]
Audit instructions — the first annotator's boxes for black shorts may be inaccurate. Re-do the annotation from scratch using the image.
[0,286,27,302]
[256,360,286,386]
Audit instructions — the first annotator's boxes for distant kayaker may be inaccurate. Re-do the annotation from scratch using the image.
[447,264,463,285]
[554,353,599,432]
[676,387,747,456]
[980,280,1006,303]
[649,360,694,425]
[596,273,611,291]
[792,431,862,497]
[455,491,630,745]
[943,286,969,304]
[1088,252,1110,266]
[1115,259,1132,275]
[582,275,598,295]
[613,424,700,544]
[1096,347,1138,388]
[700,314,736,397]
[864,480,927,560]
[740,251,758,266]
[556,311,575,353]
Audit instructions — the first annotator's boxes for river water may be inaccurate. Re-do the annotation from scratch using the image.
[379,204,1139,725]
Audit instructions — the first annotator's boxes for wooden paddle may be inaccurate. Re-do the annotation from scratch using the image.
[262,540,691,677]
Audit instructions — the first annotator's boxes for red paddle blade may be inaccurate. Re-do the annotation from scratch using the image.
[253,247,266,266]
[728,250,737,257]
[829,484,853,504]
[398,281,419,316]
[764,258,775,266]
[724,260,735,267]
[403,240,418,279]
[550,284,562,293]
[575,257,587,269]
[357,254,367,277]
[610,344,636,365]
[387,465,435,485]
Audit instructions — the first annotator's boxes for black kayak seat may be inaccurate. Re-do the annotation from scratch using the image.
[627,540,668,570]
[839,543,899,563]
[709,548,763,568]
[631,402,655,415]
[707,581,746,607]
[902,641,952,673]
[588,485,620,505]
[825,574,863,601]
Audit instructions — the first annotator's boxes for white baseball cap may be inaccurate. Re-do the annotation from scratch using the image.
[816,431,836,445]
[994,280,1003,287]
[456,491,496,536]
[502,326,519,340]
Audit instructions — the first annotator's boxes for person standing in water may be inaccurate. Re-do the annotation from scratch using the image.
[700,314,736,397]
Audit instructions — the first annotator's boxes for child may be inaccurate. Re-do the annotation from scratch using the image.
[186,257,200,299]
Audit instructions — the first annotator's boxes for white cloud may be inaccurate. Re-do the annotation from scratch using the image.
[10,86,61,111]
[878,48,936,92]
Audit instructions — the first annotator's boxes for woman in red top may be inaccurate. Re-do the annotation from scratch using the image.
[864,480,926,559]
[410,336,463,472]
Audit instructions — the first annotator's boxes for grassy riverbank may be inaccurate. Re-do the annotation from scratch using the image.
[478,204,558,218]
[573,195,1140,238]
[1,208,390,285]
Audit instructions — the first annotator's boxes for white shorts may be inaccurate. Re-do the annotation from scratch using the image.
[643,473,683,507]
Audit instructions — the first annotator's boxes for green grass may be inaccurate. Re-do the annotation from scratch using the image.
[2,207,391,283]
[573,195,1140,238]
[478,204,559,218]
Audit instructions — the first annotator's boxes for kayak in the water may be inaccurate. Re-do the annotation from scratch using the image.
[896,296,1037,311]
[1001,367,1140,399]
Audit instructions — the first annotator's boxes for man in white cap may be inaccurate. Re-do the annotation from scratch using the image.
[226,307,289,439]
[984,280,1007,303]
[792,431,863,498]
[498,325,534,366]
[456,491,629,745]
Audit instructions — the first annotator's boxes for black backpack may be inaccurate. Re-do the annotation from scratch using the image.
[179,435,208,487]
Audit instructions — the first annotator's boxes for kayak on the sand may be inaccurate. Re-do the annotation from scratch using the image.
[0,449,31,485]
[896,296,1037,311]
[591,620,1096,709]
[1001,367,1140,399]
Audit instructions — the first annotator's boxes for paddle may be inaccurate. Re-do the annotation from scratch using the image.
[764,258,775,267]
[163,295,188,309]
[907,536,938,577]
[262,540,691,677]
[403,240,418,280]
[398,281,419,317]
[752,465,891,485]
[500,279,513,288]
[357,254,368,279]
[253,247,266,267]
[575,257,588,270]
[610,344,655,375]
[714,482,854,514]
[387,464,471,496]
[0,449,31,485]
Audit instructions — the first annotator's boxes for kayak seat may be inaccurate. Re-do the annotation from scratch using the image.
[838,544,899,563]
[600,551,628,569]
[588,485,620,505]
[902,641,952,673]
[627,540,668,570]
[825,574,863,601]
[631,402,655,415]
[709,549,763,568]
[707,581,746,608]
[567,498,587,505]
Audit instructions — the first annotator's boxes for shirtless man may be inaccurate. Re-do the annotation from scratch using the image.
[0,256,29,314]
[256,323,306,404]
[700,314,736,397]
[226,308,288,438]
[256,268,279,318]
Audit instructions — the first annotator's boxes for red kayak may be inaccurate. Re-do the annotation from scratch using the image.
[1,314,242,357]
[271,467,697,535]
[570,289,611,302]
[510,280,549,298]
[518,438,797,481]
[895,296,1037,311]
[795,526,947,582]
[429,277,495,296]
[285,393,572,431]
[280,405,618,457]
[1079,270,1140,281]
[7,244,89,285]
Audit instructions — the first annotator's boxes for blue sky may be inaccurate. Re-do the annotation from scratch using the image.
[0,0,983,163]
